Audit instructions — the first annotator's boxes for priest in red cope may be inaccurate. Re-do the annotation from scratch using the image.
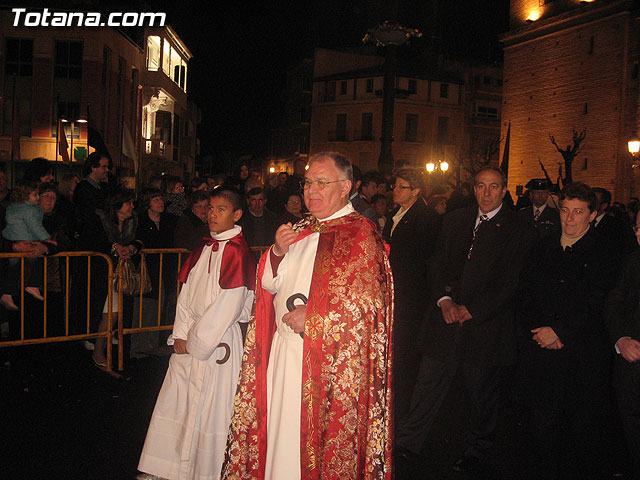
[138,186,256,480]
[223,152,394,480]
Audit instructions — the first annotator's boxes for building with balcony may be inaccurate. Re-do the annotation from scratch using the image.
[308,48,501,178]
[501,0,640,200]
[0,7,199,185]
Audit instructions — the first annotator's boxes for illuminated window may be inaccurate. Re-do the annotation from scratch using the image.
[147,36,160,71]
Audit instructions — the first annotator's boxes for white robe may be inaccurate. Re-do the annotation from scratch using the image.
[138,225,254,480]
[262,203,354,480]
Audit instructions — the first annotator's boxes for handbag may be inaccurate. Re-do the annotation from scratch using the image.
[116,256,152,296]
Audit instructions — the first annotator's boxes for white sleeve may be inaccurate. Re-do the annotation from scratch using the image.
[186,286,252,361]
[261,246,287,294]
[168,279,192,345]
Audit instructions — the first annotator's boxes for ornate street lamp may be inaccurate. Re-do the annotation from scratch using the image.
[363,21,421,175]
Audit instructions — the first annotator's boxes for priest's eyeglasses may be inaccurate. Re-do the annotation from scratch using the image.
[300,179,346,190]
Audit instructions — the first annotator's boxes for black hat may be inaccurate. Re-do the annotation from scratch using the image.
[525,178,552,191]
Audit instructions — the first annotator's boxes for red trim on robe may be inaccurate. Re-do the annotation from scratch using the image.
[178,232,256,290]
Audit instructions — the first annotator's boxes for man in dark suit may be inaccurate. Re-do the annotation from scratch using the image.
[395,167,536,475]
[518,178,560,240]
[239,187,279,248]
[606,210,640,478]
[593,187,636,255]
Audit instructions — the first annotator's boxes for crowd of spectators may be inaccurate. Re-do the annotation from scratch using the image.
[1,154,640,477]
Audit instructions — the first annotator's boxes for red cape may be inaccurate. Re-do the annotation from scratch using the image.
[223,212,394,480]
[177,231,256,291]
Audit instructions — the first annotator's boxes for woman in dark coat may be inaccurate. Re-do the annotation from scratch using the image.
[77,186,143,367]
[516,182,620,479]
[130,188,173,357]
[381,168,441,421]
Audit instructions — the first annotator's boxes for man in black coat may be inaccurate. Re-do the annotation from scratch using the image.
[593,187,636,255]
[518,178,560,240]
[606,212,640,478]
[517,182,620,479]
[395,167,536,474]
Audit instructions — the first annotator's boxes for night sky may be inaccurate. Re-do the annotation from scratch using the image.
[10,0,510,164]
[154,0,509,164]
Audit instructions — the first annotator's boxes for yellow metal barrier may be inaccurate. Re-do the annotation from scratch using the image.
[0,251,118,372]
[0,245,271,373]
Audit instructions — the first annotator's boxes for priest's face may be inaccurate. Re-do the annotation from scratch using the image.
[208,196,242,234]
[303,157,351,220]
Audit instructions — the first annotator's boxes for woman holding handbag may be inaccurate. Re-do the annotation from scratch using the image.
[77,186,143,368]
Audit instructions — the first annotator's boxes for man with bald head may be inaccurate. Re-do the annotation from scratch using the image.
[224,152,394,480]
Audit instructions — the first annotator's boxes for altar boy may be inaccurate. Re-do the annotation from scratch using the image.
[138,186,256,480]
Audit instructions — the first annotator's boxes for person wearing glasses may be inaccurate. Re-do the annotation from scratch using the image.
[224,152,393,480]
[381,168,440,422]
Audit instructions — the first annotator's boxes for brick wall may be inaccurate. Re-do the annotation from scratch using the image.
[502,6,639,200]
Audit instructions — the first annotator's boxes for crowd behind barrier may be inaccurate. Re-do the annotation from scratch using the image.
[1,154,640,477]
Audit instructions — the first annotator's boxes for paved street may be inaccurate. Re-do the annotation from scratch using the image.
[0,341,633,479]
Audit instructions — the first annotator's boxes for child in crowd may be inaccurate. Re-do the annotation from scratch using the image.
[138,186,256,480]
[2,179,57,303]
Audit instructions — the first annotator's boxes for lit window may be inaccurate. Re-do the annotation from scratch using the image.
[147,36,160,71]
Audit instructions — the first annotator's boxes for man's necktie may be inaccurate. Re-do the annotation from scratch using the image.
[467,214,488,259]
[534,208,541,221]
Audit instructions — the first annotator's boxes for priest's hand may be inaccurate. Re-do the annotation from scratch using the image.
[531,326,563,349]
[273,223,297,256]
[617,337,640,362]
[283,305,306,334]
[174,338,189,354]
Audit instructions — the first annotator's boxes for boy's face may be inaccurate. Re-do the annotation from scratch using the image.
[208,196,242,234]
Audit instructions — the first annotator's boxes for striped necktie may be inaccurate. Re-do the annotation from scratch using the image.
[468,214,488,259]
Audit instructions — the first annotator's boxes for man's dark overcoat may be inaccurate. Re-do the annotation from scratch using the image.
[424,205,536,366]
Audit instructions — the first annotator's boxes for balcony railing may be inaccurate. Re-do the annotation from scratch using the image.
[402,130,425,143]
[328,130,350,142]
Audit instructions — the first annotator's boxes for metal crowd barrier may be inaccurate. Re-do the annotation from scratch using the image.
[0,246,270,374]
[0,251,118,372]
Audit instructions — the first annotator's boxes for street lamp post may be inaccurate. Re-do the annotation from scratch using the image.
[363,21,422,175]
